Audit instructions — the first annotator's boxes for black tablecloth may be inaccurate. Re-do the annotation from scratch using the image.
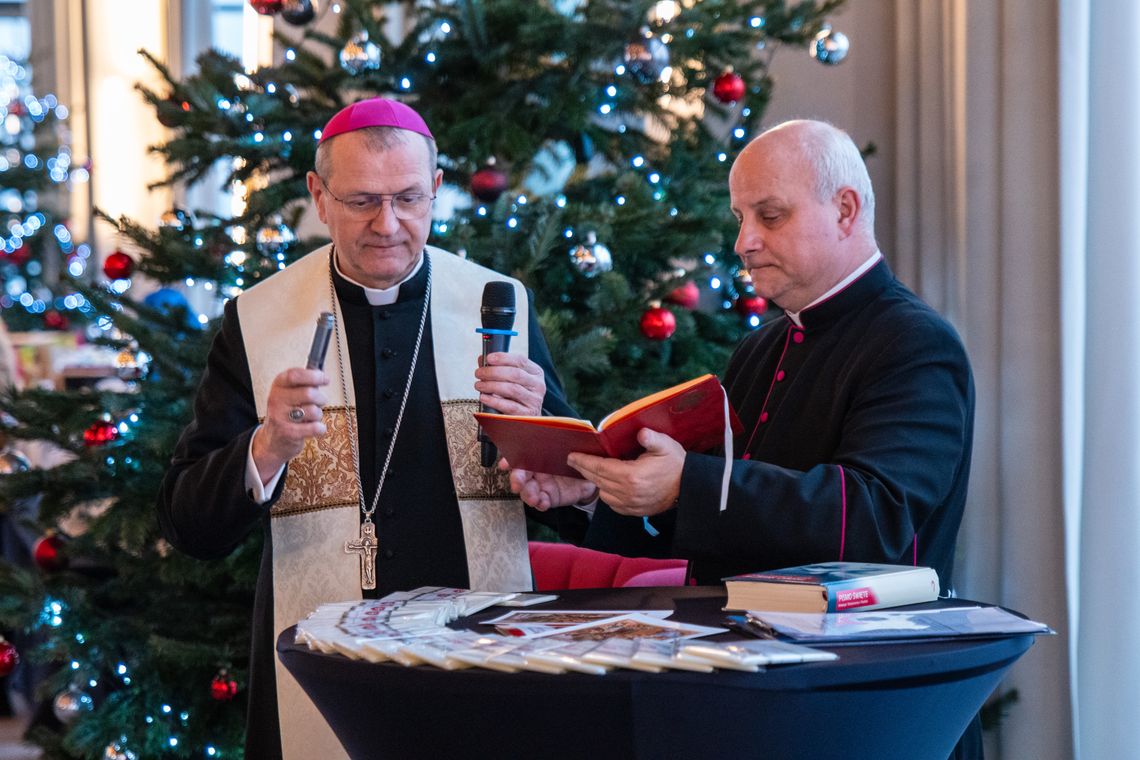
[277,586,1034,760]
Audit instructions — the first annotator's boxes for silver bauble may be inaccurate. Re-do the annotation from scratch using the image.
[115,348,151,381]
[339,32,382,76]
[159,207,193,231]
[0,447,30,474]
[255,217,297,257]
[623,29,670,85]
[52,687,94,723]
[568,233,613,277]
[103,743,138,760]
[811,27,850,65]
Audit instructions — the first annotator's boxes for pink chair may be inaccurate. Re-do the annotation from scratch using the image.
[527,541,688,590]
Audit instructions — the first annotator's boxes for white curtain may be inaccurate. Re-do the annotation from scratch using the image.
[1061,1,1140,758]
[893,2,1072,757]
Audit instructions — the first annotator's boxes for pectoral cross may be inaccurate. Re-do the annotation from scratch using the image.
[345,520,379,590]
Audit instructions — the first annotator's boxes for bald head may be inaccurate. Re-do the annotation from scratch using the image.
[728,120,878,312]
[736,120,875,234]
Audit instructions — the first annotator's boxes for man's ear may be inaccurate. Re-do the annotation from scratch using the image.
[306,171,328,225]
[835,187,861,238]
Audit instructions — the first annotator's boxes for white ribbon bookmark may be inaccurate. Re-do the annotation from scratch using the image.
[642,382,735,536]
[718,384,733,512]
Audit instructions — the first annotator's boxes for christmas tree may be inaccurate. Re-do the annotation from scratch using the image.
[0,53,91,333]
[0,1,849,756]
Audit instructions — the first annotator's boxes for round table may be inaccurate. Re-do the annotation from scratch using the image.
[277,586,1033,760]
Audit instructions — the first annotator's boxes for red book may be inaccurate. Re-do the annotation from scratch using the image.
[474,374,742,478]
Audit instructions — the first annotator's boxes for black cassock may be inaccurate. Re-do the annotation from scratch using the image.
[587,259,975,589]
[586,259,981,758]
[157,261,583,759]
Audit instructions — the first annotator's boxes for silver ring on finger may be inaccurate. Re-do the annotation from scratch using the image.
[289,406,305,422]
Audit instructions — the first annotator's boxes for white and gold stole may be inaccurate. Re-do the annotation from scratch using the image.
[237,244,533,759]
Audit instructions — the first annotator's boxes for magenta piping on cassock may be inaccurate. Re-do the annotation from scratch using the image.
[742,327,797,458]
[838,464,847,561]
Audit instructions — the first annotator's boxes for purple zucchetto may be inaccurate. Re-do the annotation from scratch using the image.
[318,97,434,144]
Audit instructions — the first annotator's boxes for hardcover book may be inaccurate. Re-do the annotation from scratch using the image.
[474,373,742,478]
[723,561,940,613]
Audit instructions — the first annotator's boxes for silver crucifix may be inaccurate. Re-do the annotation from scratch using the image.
[345,520,379,590]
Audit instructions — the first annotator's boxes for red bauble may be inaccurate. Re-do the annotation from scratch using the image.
[6,244,30,265]
[736,294,768,316]
[712,70,746,104]
[210,674,239,701]
[470,166,508,203]
[0,638,18,678]
[83,419,119,448]
[639,306,677,340]
[665,281,700,310]
[248,0,283,14]
[103,251,135,280]
[33,533,66,572]
[42,310,69,330]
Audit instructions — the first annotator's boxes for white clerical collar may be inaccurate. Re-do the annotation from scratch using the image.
[785,250,882,328]
[333,251,424,306]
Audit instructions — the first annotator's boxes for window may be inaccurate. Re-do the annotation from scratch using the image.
[0,1,29,59]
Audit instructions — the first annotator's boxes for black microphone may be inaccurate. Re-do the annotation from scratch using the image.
[477,281,517,467]
[306,312,335,370]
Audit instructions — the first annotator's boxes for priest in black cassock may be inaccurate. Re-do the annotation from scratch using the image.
[510,119,980,758]
[156,99,582,759]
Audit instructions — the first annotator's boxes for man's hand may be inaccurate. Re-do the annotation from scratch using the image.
[506,463,598,512]
[567,428,684,516]
[475,352,546,417]
[251,367,330,484]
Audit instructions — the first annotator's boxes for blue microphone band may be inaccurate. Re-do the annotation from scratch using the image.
[476,327,519,336]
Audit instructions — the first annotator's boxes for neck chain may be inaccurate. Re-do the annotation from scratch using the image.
[329,250,431,589]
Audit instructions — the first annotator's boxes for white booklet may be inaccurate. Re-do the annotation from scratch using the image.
[531,613,726,642]
[747,605,1053,644]
[679,639,839,671]
[482,609,672,638]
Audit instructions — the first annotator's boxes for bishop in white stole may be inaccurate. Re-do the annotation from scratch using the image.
[237,245,533,758]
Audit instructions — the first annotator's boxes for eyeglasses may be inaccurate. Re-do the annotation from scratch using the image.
[318,176,435,221]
